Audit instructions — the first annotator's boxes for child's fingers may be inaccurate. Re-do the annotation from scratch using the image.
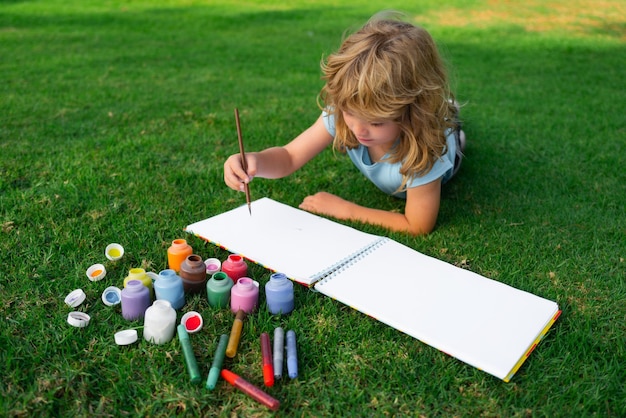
[224,154,254,191]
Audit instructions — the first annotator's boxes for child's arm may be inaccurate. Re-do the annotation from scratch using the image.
[299,178,442,236]
[224,115,333,191]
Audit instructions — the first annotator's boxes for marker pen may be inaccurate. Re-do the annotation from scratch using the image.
[260,332,274,387]
[221,369,280,411]
[226,310,246,358]
[206,334,228,390]
[273,327,284,379]
[286,329,298,379]
[177,324,201,383]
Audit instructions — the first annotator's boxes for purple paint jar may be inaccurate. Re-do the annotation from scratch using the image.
[121,279,151,321]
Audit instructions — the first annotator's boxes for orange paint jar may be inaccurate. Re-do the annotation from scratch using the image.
[167,239,193,273]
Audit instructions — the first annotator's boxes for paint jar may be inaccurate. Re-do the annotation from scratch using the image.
[167,239,193,273]
[86,263,106,282]
[154,269,185,310]
[265,272,294,315]
[123,267,154,298]
[181,311,203,333]
[101,286,122,306]
[105,243,124,261]
[206,271,234,308]
[222,254,248,283]
[230,277,259,314]
[179,254,207,294]
[121,280,151,321]
[205,257,221,275]
[143,300,177,344]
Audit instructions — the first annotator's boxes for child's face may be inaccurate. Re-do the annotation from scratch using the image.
[342,110,401,150]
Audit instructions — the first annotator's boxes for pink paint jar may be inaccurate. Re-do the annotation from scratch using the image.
[230,277,259,314]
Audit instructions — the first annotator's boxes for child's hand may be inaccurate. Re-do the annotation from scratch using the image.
[224,153,257,192]
[299,192,354,220]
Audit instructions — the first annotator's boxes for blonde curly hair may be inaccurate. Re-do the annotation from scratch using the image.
[319,12,457,192]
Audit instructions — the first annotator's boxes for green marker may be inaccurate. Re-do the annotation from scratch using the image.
[177,324,201,384]
[206,334,229,389]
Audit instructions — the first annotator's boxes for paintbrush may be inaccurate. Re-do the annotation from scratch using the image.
[234,108,251,215]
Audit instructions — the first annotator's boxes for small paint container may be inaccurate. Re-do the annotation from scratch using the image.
[114,329,138,345]
[86,263,106,282]
[102,286,122,306]
[64,289,86,308]
[67,312,91,328]
[205,258,221,275]
[105,243,124,261]
[181,311,203,333]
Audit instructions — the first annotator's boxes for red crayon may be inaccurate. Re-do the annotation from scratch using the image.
[260,332,274,387]
[220,369,280,411]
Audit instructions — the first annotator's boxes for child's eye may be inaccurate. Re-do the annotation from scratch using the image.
[370,122,384,127]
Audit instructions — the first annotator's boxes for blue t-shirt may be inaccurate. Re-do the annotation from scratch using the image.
[322,111,456,198]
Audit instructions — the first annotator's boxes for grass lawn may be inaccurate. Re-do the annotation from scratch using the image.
[1,0,624,416]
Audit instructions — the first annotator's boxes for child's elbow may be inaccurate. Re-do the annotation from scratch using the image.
[406,218,437,236]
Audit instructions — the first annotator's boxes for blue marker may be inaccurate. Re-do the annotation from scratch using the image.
[273,327,284,379]
[286,330,298,379]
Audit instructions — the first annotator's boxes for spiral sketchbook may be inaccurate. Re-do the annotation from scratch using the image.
[185,197,560,382]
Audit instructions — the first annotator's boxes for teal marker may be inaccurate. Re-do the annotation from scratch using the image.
[177,324,201,384]
[206,334,229,390]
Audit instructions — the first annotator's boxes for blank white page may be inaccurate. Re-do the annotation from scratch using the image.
[314,238,560,381]
[185,198,381,285]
